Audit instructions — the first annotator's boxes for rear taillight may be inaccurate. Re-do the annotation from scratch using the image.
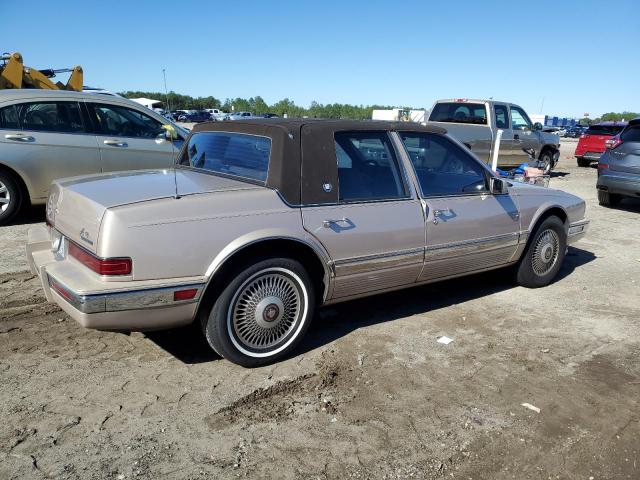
[605,136,622,150]
[69,242,132,276]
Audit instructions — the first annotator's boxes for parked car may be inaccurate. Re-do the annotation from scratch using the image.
[262,113,279,118]
[575,122,627,167]
[565,126,587,138]
[177,110,211,123]
[596,118,640,206]
[0,89,188,225]
[426,99,560,174]
[225,111,254,120]
[205,108,226,121]
[27,119,589,366]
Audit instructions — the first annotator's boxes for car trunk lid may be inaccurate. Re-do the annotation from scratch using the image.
[49,169,260,253]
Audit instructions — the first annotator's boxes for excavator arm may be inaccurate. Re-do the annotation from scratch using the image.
[0,52,83,91]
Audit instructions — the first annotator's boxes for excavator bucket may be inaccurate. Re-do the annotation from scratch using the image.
[0,52,25,89]
[0,52,84,91]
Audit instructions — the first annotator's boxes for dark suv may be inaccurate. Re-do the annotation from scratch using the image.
[596,118,640,207]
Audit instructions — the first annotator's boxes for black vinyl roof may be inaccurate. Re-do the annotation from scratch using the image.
[188,119,448,205]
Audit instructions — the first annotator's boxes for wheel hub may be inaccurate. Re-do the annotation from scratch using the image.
[255,296,285,329]
[0,180,10,213]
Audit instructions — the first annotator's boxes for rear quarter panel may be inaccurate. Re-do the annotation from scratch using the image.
[97,189,314,281]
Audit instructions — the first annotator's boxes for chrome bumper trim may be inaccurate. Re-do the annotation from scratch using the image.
[568,220,590,237]
[47,275,206,314]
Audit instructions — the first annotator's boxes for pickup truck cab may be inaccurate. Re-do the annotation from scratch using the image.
[427,99,560,173]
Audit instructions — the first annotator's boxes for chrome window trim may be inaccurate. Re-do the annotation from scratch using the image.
[47,274,205,314]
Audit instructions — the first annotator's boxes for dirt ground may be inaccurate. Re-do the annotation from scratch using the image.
[1,139,639,480]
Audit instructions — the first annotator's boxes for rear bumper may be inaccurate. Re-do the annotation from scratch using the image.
[26,225,205,331]
[567,220,589,245]
[597,172,640,197]
[575,152,602,161]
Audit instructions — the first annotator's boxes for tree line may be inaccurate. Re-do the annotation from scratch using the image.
[580,111,639,125]
[119,91,402,120]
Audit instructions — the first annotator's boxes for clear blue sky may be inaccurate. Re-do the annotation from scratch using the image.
[2,0,639,117]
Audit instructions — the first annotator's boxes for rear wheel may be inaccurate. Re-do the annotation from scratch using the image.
[203,257,315,367]
[577,157,591,167]
[597,189,621,207]
[0,171,22,225]
[516,216,567,288]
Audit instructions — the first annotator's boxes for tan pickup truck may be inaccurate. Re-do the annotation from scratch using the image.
[427,99,561,173]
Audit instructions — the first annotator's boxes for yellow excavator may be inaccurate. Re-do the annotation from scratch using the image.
[0,52,83,91]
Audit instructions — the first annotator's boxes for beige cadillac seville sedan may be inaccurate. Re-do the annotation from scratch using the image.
[26,119,589,367]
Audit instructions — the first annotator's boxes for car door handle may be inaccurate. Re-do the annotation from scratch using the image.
[513,134,520,141]
[4,133,35,142]
[322,218,350,228]
[103,140,128,147]
[432,209,452,225]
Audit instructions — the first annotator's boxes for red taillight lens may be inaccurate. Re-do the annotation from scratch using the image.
[605,136,622,150]
[50,277,76,302]
[69,242,132,276]
[173,288,198,301]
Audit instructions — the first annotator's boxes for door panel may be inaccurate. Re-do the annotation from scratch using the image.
[0,101,100,201]
[421,194,520,281]
[303,201,425,298]
[87,103,177,172]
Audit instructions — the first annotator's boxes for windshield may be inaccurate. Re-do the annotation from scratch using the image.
[586,125,625,136]
[179,132,271,183]
[430,102,487,125]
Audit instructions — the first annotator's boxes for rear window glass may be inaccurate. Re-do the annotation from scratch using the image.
[430,102,487,125]
[620,125,640,143]
[181,132,271,183]
[18,102,85,133]
[586,125,625,136]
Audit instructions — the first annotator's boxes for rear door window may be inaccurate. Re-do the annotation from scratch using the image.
[17,102,85,133]
[494,104,509,129]
[429,103,487,125]
[334,131,408,202]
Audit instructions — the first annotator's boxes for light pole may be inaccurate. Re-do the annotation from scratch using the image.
[162,68,170,113]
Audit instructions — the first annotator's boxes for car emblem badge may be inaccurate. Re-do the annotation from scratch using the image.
[322,183,333,193]
[79,228,94,246]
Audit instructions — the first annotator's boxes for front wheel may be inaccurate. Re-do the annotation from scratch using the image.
[203,257,315,367]
[516,216,567,288]
[538,150,553,174]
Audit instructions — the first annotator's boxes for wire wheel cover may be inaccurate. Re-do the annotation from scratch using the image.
[532,229,560,276]
[0,181,10,212]
[231,271,302,351]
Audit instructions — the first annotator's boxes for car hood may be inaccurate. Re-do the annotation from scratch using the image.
[50,169,260,253]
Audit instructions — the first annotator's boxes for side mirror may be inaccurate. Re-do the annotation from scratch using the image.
[490,177,508,195]
[161,124,178,140]
[533,122,543,131]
